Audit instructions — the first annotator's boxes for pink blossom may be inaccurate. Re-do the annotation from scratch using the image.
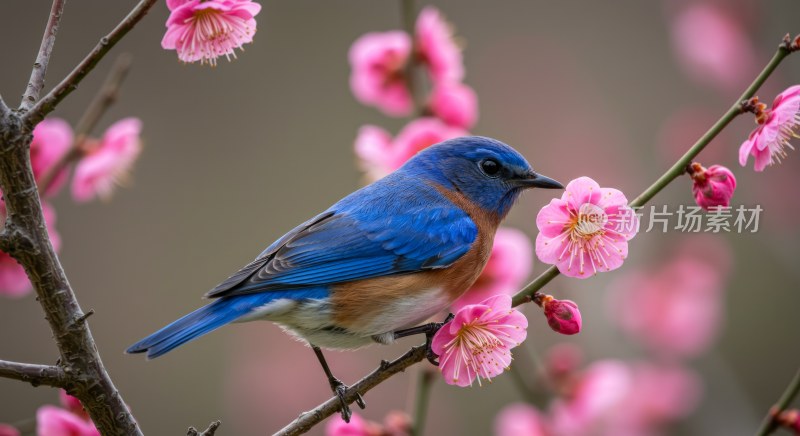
[431,295,527,387]
[739,85,800,171]
[354,118,466,181]
[162,0,261,66]
[71,118,142,202]
[549,360,632,434]
[689,163,737,210]
[325,413,373,436]
[415,7,463,84]
[0,424,19,436]
[325,411,409,436]
[611,363,702,432]
[543,342,583,382]
[30,118,73,197]
[59,390,88,420]
[609,257,724,358]
[428,82,478,129]
[452,227,532,311]
[670,4,755,91]
[535,177,638,278]
[494,403,548,436]
[0,202,60,298]
[541,295,581,335]
[349,31,413,116]
[36,405,99,436]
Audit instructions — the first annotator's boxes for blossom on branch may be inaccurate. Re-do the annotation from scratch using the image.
[36,405,99,436]
[0,202,60,298]
[415,7,463,84]
[349,31,413,116]
[162,0,261,66]
[689,163,737,210]
[354,118,466,181]
[325,411,410,436]
[535,177,638,278]
[30,118,73,197]
[427,81,478,129]
[431,295,527,387]
[71,118,142,202]
[739,85,800,171]
[541,295,582,335]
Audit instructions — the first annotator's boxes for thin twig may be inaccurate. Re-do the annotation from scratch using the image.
[511,44,791,307]
[37,54,132,194]
[400,0,424,113]
[188,420,222,436]
[275,346,428,436]
[0,96,10,118]
[0,359,65,388]
[22,0,157,127]
[412,369,435,436]
[756,367,800,435]
[19,0,67,111]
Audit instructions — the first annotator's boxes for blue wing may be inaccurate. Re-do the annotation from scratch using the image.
[205,177,477,298]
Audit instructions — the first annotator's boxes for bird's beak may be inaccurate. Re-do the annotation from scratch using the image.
[511,172,564,189]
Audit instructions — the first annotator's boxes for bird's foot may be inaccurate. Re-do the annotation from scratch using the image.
[424,312,454,366]
[329,378,366,423]
[393,313,455,366]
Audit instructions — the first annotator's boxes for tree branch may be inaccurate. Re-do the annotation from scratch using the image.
[0,359,65,388]
[0,3,159,435]
[756,367,800,435]
[19,0,67,112]
[22,0,158,126]
[275,346,428,436]
[37,54,132,194]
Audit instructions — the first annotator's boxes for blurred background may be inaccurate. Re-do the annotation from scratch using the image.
[2,0,800,434]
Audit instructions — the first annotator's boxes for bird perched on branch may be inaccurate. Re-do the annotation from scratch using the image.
[127,136,562,421]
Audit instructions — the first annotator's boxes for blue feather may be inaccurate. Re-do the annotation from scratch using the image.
[126,288,328,358]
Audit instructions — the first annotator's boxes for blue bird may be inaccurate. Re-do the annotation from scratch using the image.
[127,136,562,421]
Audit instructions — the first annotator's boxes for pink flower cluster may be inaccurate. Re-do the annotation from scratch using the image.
[325,410,411,436]
[162,0,261,66]
[495,345,702,436]
[431,295,527,387]
[36,391,99,436]
[349,6,476,126]
[608,236,729,358]
[0,118,142,298]
[352,7,478,186]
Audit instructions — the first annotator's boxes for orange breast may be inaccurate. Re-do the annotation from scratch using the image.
[330,184,501,333]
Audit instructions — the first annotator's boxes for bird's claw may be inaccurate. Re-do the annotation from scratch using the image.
[330,378,366,423]
[424,313,454,366]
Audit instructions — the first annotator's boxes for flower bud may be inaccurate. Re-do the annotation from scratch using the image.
[541,295,582,335]
[689,163,736,210]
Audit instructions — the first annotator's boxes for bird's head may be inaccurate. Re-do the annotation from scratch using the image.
[401,136,563,218]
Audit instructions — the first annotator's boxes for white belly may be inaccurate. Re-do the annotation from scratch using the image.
[234,287,451,350]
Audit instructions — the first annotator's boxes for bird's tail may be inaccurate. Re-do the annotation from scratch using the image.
[126,293,276,359]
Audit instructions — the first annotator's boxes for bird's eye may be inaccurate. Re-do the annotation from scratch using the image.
[480,159,501,177]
